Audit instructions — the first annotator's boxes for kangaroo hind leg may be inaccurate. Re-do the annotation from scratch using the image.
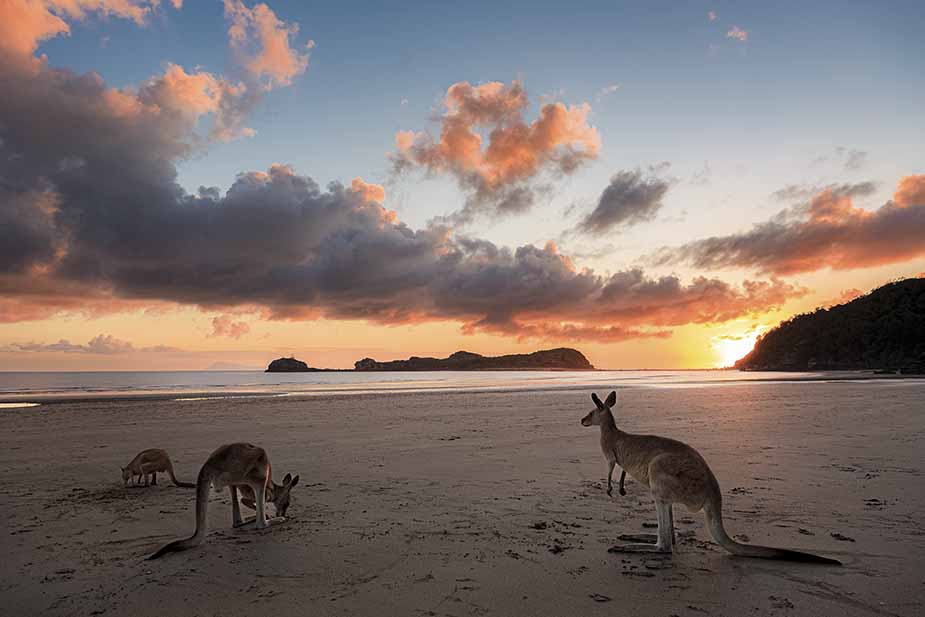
[654,500,674,552]
[231,485,245,527]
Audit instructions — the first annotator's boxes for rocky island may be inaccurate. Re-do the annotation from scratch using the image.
[354,348,594,371]
[735,278,925,373]
[266,357,315,372]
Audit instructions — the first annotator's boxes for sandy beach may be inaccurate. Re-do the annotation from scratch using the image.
[1,381,923,617]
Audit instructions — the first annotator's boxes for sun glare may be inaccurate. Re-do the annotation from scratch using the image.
[712,328,763,368]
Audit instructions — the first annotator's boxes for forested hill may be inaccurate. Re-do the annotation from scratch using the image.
[354,348,594,371]
[735,278,925,373]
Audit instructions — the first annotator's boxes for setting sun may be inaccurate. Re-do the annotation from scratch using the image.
[712,329,764,368]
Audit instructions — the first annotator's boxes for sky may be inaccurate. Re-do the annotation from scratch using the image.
[1,0,923,371]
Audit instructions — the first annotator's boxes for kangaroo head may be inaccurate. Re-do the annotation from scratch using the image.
[269,473,300,516]
[121,466,132,486]
[581,391,617,426]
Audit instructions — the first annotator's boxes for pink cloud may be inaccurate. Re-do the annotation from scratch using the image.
[224,0,310,90]
[0,0,178,58]
[350,177,386,204]
[392,80,600,221]
[140,63,253,140]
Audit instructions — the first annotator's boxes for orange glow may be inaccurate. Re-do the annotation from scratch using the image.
[711,328,764,368]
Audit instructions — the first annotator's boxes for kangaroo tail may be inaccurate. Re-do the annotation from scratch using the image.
[704,492,841,565]
[166,462,196,488]
[149,467,211,560]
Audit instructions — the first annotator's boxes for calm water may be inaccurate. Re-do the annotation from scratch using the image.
[0,369,899,405]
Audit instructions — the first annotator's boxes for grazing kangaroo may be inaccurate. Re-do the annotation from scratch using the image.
[148,443,298,560]
[238,473,299,517]
[121,449,195,488]
[581,391,841,565]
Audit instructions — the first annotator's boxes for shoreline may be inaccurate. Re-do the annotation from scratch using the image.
[2,370,923,406]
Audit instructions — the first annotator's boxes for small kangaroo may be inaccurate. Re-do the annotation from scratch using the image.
[148,443,299,560]
[581,391,841,565]
[121,449,195,488]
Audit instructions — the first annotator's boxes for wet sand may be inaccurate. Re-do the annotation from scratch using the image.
[1,382,923,616]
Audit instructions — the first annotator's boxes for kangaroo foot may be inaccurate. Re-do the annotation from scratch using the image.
[617,533,658,543]
[234,516,257,528]
[607,543,671,554]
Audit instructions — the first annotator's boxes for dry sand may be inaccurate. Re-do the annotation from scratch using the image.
[1,381,923,616]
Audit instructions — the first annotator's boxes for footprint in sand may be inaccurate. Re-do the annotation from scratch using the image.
[830,532,856,542]
[769,595,795,609]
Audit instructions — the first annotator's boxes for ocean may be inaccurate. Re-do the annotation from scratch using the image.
[0,369,910,407]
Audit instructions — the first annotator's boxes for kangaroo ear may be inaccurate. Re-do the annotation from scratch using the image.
[282,473,292,486]
[591,392,604,409]
[289,474,299,488]
[605,391,617,408]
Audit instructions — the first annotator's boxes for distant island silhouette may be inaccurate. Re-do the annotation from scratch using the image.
[266,357,326,372]
[355,348,594,371]
[736,278,925,373]
[266,348,594,372]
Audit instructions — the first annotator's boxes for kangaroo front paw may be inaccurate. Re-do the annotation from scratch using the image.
[254,516,285,530]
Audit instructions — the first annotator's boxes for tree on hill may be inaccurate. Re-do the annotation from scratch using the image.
[735,278,925,373]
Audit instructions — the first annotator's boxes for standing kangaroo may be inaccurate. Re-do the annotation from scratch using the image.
[148,443,299,560]
[121,449,195,488]
[581,391,841,565]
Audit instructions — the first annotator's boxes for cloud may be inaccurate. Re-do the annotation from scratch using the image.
[726,26,748,42]
[708,11,717,22]
[690,161,711,186]
[597,83,620,99]
[2,334,177,354]
[0,21,802,344]
[391,80,600,223]
[350,177,386,204]
[574,168,671,235]
[0,0,178,58]
[653,176,925,275]
[449,255,803,341]
[811,147,870,172]
[770,181,877,203]
[224,0,310,91]
[139,63,254,141]
[843,149,868,171]
[210,314,251,339]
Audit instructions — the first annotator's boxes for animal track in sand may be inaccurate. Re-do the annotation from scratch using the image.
[830,532,855,542]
